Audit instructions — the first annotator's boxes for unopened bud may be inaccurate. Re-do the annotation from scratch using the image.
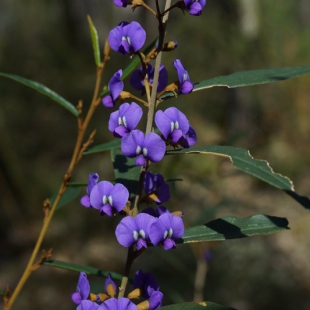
[163,41,178,52]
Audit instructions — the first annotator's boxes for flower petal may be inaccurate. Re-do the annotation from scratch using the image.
[115,216,137,247]
[143,133,166,163]
[110,183,129,212]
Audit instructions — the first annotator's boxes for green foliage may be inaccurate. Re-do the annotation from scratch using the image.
[180,215,289,243]
[87,15,101,66]
[50,186,81,210]
[84,139,121,155]
[0,73,78,116]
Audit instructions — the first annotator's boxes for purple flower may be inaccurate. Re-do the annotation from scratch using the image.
[121,130,166,167]
[155,107,196,148]
[130,64,168,94]
[143,172,170,204]
[149,213,184,250]
[108,102,143,138]
[98,298,137,310]
[109,21,146,55]
[173,59,194,94]
[133,270,159,298]
[148,291,164,310]
[105,274,117,297]
[71,272,90,305]
[184,0,207,16]
[113,0,131,7]
[76,300,99,310]
[142,206,170,217]
[102,70,124,108]
[178,125,197,147]
[115,213,156,250]
[89,181,129,216]
[80,173,99,208]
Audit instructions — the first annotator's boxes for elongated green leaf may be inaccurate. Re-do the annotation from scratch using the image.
[112,149,140,199]
[167,145,293,190]
[84,139,121,155]
[180,215,289,243]
[0,73,78,116]
[159,301,237,310]
[87,15,101,66]
[50,186,81,210]
[43,260,124,281]
[194,65,310,91]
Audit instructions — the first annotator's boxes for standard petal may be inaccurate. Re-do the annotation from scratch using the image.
[99,298,118,310]
[110,183,129,212]
[108,110,120,133]
[108,24,124,52]
[159,213,184,239]
[89,181,114,210]
[77,300,99,310]
[164,107,189,134]
[115,216,137,247]
[135,213,156,240]
[121,130,144,157]
[109,70,124,101]
[149,219,165,246]
[124,102,143,131]
[155,110,172,139]
[127,21,146,52]
[143,133,166,163]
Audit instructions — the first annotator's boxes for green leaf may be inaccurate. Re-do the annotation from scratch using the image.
[112,149,140,199]
[87,15,101,66]
[0,289,5,296]
[194,65,310,91]
[84,139,121,155]
[167,145,293,190]
[50,185,81,210]
[180,214,289,243]
[43,260,124,281]
[159,301,237,310]
[0,73,78,116]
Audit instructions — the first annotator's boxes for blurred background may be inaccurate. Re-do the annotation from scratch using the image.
[1,0,310,309]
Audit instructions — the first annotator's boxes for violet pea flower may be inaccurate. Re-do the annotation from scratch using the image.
[80,173,99,208]
[143,172,170,204]
[132,270,160,299]
[113,0,131,7]
[130,64,168,94]
[98,298,137,310]
[148,291,164,310]
[121,130,166,167]
[71,272,90,305]
[142,206,170,217]
[76,300,99,310]
[108,102,143,138]
[109,21,146,55]
[89,181,129,217]
[115,213,156,250]
[102,70,124,108]
[184,0,207,16]
[155,107,190,144]
[178,125,197,148]
[149,213,184,250]
[173,59,194,94]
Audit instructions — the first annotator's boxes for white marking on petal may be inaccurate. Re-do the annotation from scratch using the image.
[163,230,168,239]
[170,121,174,133]
[108,195,113,206]
[168,228,173,238]
[102,195,108,205]
[139,229,146,239]
[175,121,179,130]
[122,116,127,128]
[133,231,139,241]
[183,73,188,82]
[143,148,148,157]
[136,145,142,155]
[118,116,122,125]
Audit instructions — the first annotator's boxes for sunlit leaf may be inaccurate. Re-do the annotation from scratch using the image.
[87,15,101,66]
[0,73,78,116]
[112,149,140,199]
[180,215,289,243]
[43,260,124,281]
[50,186,81,210]
[159,301,237,310]
[84,139,121,155]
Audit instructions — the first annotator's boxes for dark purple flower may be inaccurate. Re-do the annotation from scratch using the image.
[109,21,146,55]
[155,107,189,144]
[178,125,197,147]
[184,0,207,16]
[121,130,166,167]
[102,70,124,108]
[98,298,137,310]
[130,64,168,94]
[143,172,170,204]
[80,173,99,208]
[89,181,129,216]
[133,270,159,299]
[142,206,170,217]
[76,300,99,310]
[114,0,131,7]
[71,272,90,305]
[115,213,156,250]
[173,59,194,94]
[149,213,184,250]
[108,102,143,138]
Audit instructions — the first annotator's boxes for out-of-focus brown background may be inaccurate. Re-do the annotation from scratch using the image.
[1,1,310,309]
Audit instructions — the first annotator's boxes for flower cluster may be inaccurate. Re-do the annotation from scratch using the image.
[72,271,163,310]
